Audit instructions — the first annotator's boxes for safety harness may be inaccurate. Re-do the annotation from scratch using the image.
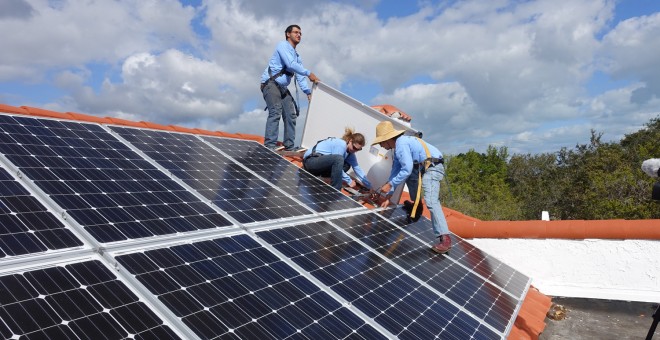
[302,137,332,169]
[262,66,300,116]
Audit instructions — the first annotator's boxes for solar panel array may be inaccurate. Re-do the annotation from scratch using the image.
[0,112,530,339]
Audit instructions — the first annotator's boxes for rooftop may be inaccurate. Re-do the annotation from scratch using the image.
[0,102,658,339]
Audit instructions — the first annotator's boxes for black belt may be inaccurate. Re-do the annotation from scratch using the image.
[414,157,443,166]
[427,157,444,165]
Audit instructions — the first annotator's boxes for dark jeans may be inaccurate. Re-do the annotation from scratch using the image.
[262,81,297,149]
[303,154,350,190]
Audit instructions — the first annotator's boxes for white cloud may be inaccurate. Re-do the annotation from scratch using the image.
[63,49,240,129]
[1,0,659,157]
[0,0,196,81]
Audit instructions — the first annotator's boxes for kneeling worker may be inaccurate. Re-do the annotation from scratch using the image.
[302,128,372,191]
[371,121,451,254]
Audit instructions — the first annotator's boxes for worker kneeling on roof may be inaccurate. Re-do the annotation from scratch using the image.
[302,127,372,191]
[372,121,452,254]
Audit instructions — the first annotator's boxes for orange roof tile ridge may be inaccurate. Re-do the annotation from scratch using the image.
[0,104,28,114]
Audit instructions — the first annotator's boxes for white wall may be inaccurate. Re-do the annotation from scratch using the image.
[468,238,660,302]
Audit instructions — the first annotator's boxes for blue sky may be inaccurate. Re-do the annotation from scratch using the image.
[1,0,659,155]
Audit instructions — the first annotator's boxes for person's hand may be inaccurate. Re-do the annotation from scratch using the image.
[379,183,392,195]
[379,199,391,208]
[307,93,312,102]
[348,180,356,189]
[308,72,320,83]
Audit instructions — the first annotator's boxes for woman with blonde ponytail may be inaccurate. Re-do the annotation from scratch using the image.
[302,127,372,190]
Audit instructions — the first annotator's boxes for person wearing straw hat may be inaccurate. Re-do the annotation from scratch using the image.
[372,120,452,254]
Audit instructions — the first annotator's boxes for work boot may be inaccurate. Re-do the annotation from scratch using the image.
[432,234,452,254]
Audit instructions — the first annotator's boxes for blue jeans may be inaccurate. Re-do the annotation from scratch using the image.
[406,164,449,236]
[262,81,297,149]
[303,154,345,190]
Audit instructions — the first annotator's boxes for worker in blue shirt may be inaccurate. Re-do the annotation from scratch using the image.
[303,128,372,191]
[371,121,451,254]
[261,24,320,151]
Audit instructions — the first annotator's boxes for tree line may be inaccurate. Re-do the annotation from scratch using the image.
[439,116,660,220]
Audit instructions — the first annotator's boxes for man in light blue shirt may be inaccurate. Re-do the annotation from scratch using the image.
[372,121,452,254]
[261,24,319,151]
[303,128,372,190]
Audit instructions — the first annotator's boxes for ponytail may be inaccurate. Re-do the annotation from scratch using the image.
[342,127,365,145]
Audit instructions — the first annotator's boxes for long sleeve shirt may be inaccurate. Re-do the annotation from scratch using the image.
[260,41,312,95]
[386,136,442,194]
[303,138,372,188]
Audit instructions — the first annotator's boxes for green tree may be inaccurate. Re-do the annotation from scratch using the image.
[442,146,521,220]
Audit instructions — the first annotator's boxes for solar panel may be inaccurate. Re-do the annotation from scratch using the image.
[378,208,530,299]
[115,234,385,339]
[202,136,364,213]
[257,220,505,339]
[0,259,181,339]
[0,165,83,257]
[331,209,531,335]
[110,127,314,223]
[0,115,233,243]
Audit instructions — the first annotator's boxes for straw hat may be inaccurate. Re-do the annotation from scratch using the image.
[371,121,406,145]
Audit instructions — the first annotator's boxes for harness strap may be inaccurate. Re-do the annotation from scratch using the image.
[263,67,300,116]
[302,137,333,168]
[268,66,293,82]
[411,138,432,219]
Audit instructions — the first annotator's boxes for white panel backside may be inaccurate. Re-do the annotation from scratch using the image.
[301,82,419,203]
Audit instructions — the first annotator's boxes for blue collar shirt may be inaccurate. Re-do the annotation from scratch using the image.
[260,41,312,95]
[386,136,442,194]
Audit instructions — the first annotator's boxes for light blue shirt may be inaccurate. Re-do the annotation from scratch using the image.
[260,41,312,95]
[387,136,442,194]
[303,138,372,188]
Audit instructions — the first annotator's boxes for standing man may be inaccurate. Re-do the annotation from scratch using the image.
[302,127,372,190]
[261,24,320,151]
[371,121,452,254]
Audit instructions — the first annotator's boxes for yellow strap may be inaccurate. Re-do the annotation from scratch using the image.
[411,138,432,219]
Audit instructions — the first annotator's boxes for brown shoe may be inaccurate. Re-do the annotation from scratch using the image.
[432,234,452,254]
